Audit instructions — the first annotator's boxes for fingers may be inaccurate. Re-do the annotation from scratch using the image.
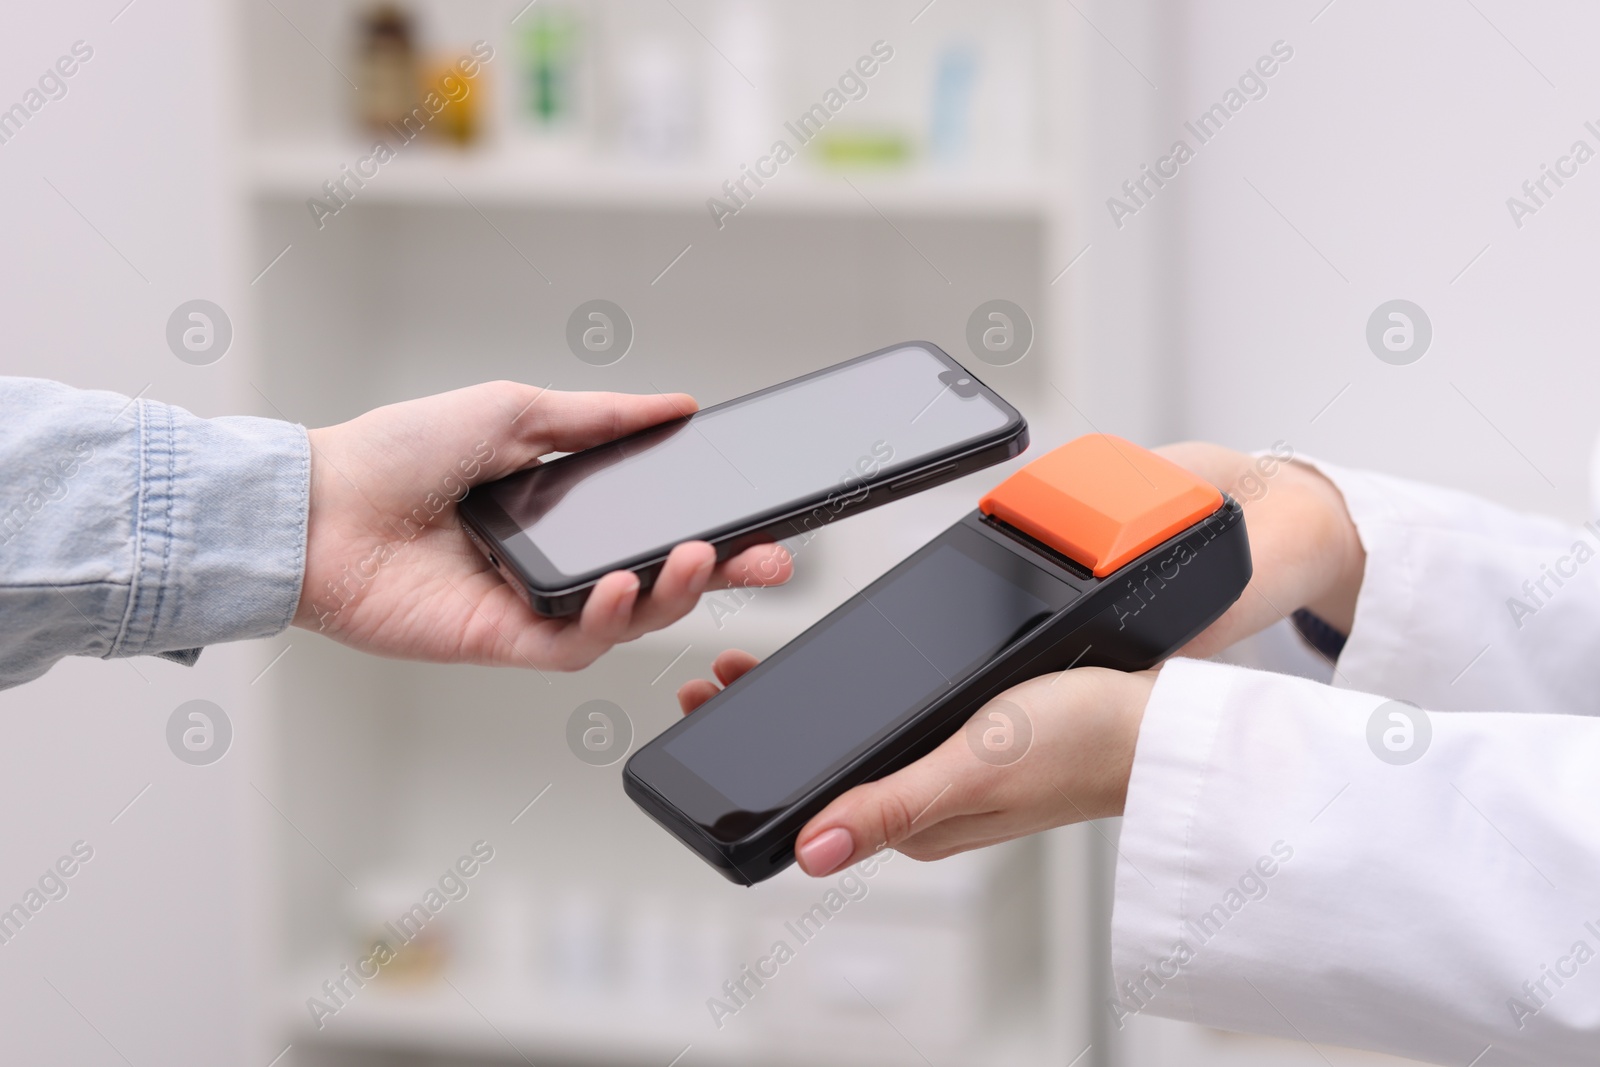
[584,568,642,628]
[502,387,698,473]
[613,540,796,640]
[677,649,758,715]
[626,542,791,641]
[887,819,1030,862]
[537,543,710,668]
[547,569,641,668]
[712,543,792,590]
[677,679,722,714]
[886,811,1053,861]
[794,735,980,877]
[530,538,781,670]
[712,648,759,685]
[619,542,718,637]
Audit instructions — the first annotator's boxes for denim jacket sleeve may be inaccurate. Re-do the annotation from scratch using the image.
[0,377,310,689]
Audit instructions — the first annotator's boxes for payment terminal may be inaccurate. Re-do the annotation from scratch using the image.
[625,434,1252,884]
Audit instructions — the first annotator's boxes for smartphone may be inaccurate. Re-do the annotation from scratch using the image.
[459,342,1028,616]
[623,435,1253,885]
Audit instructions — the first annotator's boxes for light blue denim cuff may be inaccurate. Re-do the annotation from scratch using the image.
[119,396,311,661]
[0,377,310,687]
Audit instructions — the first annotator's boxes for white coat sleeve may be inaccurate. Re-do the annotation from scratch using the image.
[1296,457,1600,712]
[1110,464,1600,1065]
[1111,660,1600,1065]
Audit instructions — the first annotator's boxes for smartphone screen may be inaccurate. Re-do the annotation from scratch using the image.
[480,344,1017,582]
[649,523,1078,838]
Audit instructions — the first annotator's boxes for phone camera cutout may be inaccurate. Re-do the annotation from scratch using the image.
[939,368,982,400]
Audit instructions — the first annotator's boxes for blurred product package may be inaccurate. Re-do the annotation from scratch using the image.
[707,0,777,163]
[519,7,583,131]
[354,2,490,147]
[355,4,419,135]
[348,875,454,987]
[615,35,698,161]
[346,2,1035,168]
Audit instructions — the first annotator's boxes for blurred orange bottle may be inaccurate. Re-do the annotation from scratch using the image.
[424,55,483,146]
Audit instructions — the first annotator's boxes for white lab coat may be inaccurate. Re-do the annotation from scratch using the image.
[1111,458,1600,1066]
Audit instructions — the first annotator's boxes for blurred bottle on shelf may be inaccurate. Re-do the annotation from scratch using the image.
[707,0,777,165]
[423,54,485,145]
[476,878,538,988]
[615,36,697,162]
[543,888,619,999]
[518,8,583,128]
[624,894,681,1012]
[418,0,493,147]
[349,877,452,985]
[497,3,594,156]
[355,4,420,136]
[928,43,977,168]
[978,6,1037,172]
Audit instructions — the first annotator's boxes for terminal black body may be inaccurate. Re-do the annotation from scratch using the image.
[624,496,1251,885]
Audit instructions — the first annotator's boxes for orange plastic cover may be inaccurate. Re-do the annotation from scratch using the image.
[979,434,1223,578]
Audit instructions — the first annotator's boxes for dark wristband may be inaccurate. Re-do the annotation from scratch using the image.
[1291,607,1347,662]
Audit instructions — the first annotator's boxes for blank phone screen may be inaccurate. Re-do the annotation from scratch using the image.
[663,534,1061,817]
[484,345,1013,577]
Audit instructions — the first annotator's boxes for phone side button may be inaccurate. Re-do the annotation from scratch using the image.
[889,462,958,493]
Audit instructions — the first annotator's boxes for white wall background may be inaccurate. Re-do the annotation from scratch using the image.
[1166,0,1596,520]
[0,3,270,1065]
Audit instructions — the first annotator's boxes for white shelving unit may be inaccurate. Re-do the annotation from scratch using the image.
[245,140,1054,216]
[279,837,1052,1067]
[239,2,1101,1066]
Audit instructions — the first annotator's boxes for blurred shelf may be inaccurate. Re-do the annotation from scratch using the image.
[285,976,758,1066]
[282,845,1040,1063]
[244,140,1054,218]
[284,971,1049,1067]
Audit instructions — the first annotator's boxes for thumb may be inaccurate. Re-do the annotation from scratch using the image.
[794,744,973,877]
[306,383,699,534]
[489,384,697,478]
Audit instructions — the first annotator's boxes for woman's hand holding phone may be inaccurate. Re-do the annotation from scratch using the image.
[678,650,1155,876]
[292,382,792,670]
